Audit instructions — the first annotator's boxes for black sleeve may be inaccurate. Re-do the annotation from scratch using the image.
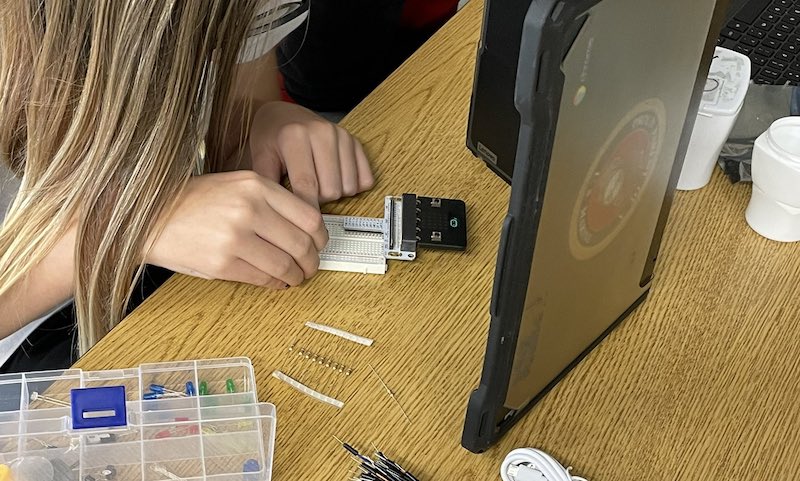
[276,0,408,112]
[0,265,173,374]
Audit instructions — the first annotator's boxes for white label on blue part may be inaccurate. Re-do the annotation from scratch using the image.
[83,409,117,419]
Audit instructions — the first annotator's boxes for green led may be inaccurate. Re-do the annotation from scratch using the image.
[199,381,209,396]
[225,378,236,394]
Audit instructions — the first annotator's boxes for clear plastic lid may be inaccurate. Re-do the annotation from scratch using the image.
[766,116,800,166]
[0,358,276,481]
[699,47,751,117]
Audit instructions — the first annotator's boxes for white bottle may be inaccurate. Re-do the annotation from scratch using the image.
[677,47,750,191]
[745,116,800,242]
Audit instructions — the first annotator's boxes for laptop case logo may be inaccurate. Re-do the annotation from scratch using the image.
[569,98,666,260]
[476,141,499,165]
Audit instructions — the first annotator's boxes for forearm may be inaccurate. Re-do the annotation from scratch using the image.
[0,226,75,338]
[233,49,282,114]
[222,50,282,171]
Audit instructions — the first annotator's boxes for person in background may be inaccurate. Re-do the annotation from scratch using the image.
[277,0,461,119]
[0,1,374,371]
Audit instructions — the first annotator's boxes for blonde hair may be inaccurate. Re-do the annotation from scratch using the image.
[0,1,259,353]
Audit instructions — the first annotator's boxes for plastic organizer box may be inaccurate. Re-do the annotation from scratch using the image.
[0,357,275,481]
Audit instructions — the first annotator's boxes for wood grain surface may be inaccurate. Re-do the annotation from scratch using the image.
[77,1,800,480]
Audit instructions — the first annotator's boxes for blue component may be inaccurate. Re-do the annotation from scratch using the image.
[185,381,196,397]
[149,384,166,394]
[243,459,260,481]
[70,386,127,430]
[143,392,160,400]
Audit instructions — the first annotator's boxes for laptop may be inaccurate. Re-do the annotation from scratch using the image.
[719,0,800,85]
[461,0,729,453]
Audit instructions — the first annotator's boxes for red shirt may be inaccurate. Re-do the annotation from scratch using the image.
[401,0,459,29]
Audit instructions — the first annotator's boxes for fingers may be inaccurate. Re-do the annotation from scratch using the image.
[353,139,375,192]
[148,170,327,292]
[279,124,320,207]
[338,127,359,197]
[256,178,329,251]
[225,258,287,289]
[251,200,320,279]
[309,123,343,203]
[217,174,324,288]
[239,235,306,286]
[249,143,283,183]
[277,121,373,204]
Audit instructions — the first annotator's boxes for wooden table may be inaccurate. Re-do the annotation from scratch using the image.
[77,2,800,479]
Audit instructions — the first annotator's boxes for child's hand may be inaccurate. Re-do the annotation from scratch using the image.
[146,171,328,289]
[249,101,375,207]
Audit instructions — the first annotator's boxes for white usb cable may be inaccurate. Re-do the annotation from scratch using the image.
[501,448,589,481]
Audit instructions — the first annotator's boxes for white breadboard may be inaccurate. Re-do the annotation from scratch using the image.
[320,215,387,274]
[319,196,419,275]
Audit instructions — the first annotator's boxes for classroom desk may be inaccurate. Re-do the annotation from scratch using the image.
[76,1,800,479]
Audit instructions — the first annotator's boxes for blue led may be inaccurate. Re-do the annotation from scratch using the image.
[243,459,260,481]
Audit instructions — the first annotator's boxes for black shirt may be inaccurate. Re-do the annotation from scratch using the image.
[277,0,450,112]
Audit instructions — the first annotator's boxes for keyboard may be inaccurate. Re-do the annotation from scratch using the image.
[718,0,800,85]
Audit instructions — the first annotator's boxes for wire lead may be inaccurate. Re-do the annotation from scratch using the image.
[367,364,411,423]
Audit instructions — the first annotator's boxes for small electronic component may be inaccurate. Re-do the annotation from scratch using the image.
[415,195,467,250]
[85,433,116,445]
[335,439,420,481]
[144,384,187,400]
[243,459,261,481]
[384,194,418,261]
[288,343,353,375]
[29,392,69,408]
[368,364,411,423]
[318,194,467,275]
[225,379,237,394]
[342,216,383,234]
